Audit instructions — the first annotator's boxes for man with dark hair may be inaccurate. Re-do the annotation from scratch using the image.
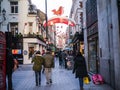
[43,49,54,85]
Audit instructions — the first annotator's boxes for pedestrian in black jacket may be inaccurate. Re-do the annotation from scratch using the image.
[6,49,14,90]
[73,52,88,90]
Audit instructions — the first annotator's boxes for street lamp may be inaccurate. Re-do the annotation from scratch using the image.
[45,0,48,37]
[2,9,6,21]
[45,0,49,49]
[2,9,11,49]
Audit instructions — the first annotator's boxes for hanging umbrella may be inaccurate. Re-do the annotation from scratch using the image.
[43,16,76,27]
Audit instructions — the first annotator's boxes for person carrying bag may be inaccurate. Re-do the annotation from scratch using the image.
[73,52,89,90]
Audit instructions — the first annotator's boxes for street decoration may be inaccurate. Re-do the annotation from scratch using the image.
[43,16,76,27]
[52,6,64,16]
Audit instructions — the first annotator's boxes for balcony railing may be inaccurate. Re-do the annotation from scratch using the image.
[23,33,45,42]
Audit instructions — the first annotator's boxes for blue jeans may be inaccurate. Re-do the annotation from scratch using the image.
[79,78,83,88]
[35,71,41,86]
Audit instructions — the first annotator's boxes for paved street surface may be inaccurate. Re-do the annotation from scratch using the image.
[10,57,114,90]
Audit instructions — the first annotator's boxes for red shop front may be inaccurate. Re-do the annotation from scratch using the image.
[0,31,6,90]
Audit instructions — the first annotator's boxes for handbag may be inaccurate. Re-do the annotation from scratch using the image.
[83,75,91,84]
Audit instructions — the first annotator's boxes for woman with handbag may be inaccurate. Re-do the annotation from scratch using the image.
[73,52,88,90]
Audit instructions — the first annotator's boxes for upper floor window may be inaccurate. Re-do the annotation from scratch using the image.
[10,1,18,13]
[28,22,33,33]
[79,1,83,8]
[10,23,18,36]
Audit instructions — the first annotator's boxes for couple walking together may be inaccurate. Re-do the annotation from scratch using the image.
[31,49,54,86]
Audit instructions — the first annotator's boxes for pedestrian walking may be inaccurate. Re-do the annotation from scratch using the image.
[6,49,15,90]
[31,51,44,86]
[43,49,54,85]
[61,50,67,69]
[72,52,88,90]
[58,50,63,68]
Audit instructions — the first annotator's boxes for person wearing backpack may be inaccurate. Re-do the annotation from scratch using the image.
[42,49,54,85]
[32,51,44,86]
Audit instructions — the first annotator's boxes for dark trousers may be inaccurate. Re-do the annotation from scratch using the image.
[64,59,67,69]
[79,78,83,88]
[35,71,41,86]
[7,73,13,90]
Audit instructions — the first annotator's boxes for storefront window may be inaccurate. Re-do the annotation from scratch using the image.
[28,47,34,59]
[88,41,97,73]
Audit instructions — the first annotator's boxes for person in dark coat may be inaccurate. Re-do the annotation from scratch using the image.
[58,50,62,67]
[73,52,88,90]
[6,49,14,90]
[61,50,67,69]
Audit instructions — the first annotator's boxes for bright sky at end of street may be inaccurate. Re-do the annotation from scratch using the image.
[31,0,72,19]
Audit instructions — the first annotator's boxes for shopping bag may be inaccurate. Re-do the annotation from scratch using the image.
[83,76,90,84]
[92,74,104,84]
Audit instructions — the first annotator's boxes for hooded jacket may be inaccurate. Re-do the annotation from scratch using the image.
[32,54,44,71]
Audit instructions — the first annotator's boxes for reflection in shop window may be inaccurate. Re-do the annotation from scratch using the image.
[29,47,34,59]
[88,41,97,73]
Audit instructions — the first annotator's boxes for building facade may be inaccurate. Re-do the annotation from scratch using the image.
[0,0,47,64]
[83,0,120,89]
[70,0,84,55]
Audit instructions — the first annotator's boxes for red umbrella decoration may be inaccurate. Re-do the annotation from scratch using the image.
[43,16,76,27]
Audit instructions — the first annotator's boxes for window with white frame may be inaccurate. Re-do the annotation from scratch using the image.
[10,23,18,36]
[28,22,33,33]
[10,1,18,13]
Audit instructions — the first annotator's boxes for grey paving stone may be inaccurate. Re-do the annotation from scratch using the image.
[9,58,113,90]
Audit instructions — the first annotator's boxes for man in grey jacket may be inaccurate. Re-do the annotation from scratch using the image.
[43,49,54,85]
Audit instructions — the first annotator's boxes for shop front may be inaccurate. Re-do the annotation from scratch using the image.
[88,35,99,73]
[23,38,46,64]
[72,32,84,55]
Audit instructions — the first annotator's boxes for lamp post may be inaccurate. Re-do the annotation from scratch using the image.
[2,9,6,21]
[45,0,48,38]
[45,0,49,49]
[2,9,11,49]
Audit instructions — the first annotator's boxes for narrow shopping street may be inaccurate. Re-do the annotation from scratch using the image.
[10,57,113,90]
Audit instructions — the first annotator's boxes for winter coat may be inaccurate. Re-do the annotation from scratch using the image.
[32,54,44,72]
[6,53,14,74]
[43,52,54,68]
[73,55,88,78]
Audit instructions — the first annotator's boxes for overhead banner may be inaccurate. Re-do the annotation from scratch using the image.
[43,16,76,27]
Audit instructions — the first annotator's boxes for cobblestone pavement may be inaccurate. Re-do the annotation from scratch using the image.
[9,57,114,90]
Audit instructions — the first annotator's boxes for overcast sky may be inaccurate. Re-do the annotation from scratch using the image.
[31,0,72,19]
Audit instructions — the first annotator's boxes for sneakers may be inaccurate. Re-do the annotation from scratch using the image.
[46,79,52,85]
[46,82,50,85]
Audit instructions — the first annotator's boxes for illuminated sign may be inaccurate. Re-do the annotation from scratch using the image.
[12,49,22,54]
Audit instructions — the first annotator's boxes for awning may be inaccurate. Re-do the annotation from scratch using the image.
[43,16,76,27]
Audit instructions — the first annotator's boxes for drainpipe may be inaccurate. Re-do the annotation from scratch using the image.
[106,0,112,86]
